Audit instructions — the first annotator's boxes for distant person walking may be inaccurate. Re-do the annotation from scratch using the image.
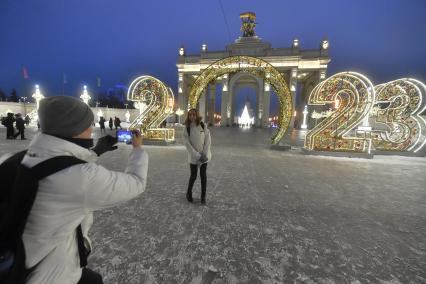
[114,116,122,130]
[108,117,113,131]
[25,114,30,126]
[183,108,212,205]
[13,113,26,140]
[99,116,106,133]
[2,112,16,139]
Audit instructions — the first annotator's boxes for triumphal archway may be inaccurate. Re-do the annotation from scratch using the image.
[176,12,331,141]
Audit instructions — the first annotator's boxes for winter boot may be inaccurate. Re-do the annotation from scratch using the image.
[201,189,206,205]
[186,190,193,203]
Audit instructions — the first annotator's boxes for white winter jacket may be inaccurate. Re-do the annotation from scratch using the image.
[183,122,212,165]
[1,133,148,284]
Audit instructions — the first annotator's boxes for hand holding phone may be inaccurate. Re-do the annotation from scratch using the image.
[117,130,133,143]
[131,130,142,148]
[92,135,118,156]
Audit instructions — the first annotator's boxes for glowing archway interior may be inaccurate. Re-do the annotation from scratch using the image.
[188,56,292,145]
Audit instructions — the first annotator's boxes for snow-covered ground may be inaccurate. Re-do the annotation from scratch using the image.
[1,126,425,283]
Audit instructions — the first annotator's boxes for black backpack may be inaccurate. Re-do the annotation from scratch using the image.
[0,150,87,283]
[186,121,205,137]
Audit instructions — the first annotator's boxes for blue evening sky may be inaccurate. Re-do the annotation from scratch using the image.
[1,0,425,114]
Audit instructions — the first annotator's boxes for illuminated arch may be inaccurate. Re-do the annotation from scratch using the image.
[188,56,292,144]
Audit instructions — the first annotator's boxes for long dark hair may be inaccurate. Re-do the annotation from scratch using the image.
[184,108,202,127]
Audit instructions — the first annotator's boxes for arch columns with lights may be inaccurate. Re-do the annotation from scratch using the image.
[289,68,298,129]
[220,75,229,126]
[226,72,265,127]
[198,88,207,122]
[178,72,189,117]
[207,83,216,125]
[299,69,327,129]
[262,81,271,128]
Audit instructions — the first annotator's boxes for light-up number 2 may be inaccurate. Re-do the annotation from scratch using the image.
[127,76,174,133]
[371,78,426,152]
[304,72,375,152]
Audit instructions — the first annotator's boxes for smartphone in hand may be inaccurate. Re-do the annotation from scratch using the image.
[116,130,133,144]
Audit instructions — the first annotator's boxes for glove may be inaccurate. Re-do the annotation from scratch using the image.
[92,135,118,156]
[199,154,208,163]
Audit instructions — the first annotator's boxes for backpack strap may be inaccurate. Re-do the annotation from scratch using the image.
[1,150,27,166]
[7,154,88,269]
[28,156,89,268]
[30,155,86,180]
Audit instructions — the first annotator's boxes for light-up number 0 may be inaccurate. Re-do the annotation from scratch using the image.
[304,72,375,152]
[371,79,426,152]
[127,76,174,133]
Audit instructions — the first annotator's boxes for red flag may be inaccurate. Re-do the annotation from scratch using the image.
[22,66,29,79]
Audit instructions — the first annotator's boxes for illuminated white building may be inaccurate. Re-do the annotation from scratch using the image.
[176,12,330,128]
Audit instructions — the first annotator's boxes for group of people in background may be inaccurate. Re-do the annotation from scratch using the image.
[1,112,30,140]
[2,111,126,141]
[98,116,122,133]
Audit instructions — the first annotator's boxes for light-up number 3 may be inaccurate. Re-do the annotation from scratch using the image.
[371,79,426,152]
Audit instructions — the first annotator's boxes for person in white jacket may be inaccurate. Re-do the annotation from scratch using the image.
[183,108,212,205]
[1,96,148,284]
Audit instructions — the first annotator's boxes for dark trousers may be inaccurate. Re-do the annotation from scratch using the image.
[6,126,14,138]
[78,268,103,284]
[187,163,207,200]
[13,128,25,139]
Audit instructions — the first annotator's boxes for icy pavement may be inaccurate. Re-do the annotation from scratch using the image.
[1,126,425,283]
